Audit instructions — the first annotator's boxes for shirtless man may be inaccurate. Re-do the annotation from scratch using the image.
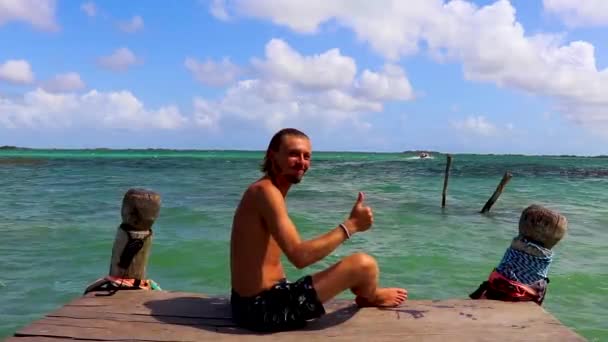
[230,128,407,332]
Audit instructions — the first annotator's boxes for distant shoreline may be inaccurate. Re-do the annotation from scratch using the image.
[0,146,606,158]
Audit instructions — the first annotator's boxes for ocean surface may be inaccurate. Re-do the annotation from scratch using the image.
[0,150,606,340]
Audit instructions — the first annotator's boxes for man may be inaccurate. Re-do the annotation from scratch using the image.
[230,128,407,332]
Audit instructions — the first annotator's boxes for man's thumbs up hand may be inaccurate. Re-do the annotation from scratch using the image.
[347,192,373,233]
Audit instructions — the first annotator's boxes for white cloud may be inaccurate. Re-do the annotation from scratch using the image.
[0,88,188,130]
[225,0,437,59]
[209,0,230,21]
[118,15,144,33]
[210,79,371,132]
[97,48,139,71]
[80,2,96,17]
[230,0,342,34]
[185,57,240,87]
[0,0,58,31]
[2,39,415,137]
[0,59,34,84]
[316,89,381,113]
[543,0,608,27]
[557,101,608,133]
[193,97,220,129]
[41,72,86,93]
[182,39,417,134]
[189,39,411,132]
[354,64,414,101]
[252,39,357,90]
[222,0,608,133]
[451,115,501,137]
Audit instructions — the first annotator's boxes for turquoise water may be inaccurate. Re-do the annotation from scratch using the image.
[0,150,607,340]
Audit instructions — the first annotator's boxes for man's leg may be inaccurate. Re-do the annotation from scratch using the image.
[311,252,407,307]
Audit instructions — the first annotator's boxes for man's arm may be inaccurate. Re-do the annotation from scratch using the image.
[256,184,352,269]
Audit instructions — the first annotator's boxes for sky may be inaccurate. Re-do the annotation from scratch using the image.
[0,0,607,155]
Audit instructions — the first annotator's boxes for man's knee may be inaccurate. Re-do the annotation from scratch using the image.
[347,252,378,277]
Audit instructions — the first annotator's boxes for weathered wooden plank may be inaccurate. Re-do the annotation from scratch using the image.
[6,338,99,342]
[48,307,237,326]
[65,291,231,319]
[12,291,586,342]
[60,291,352,319]
[14,317,583,342]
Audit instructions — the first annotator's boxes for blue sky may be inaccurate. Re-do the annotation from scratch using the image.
[0,0,607,154]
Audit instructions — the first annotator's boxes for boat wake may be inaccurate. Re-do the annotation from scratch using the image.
[405,156,435,160]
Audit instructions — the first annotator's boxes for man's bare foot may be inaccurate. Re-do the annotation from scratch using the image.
[355,288,408,307]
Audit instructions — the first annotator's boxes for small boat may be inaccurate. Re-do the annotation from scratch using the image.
[419,152,430,159]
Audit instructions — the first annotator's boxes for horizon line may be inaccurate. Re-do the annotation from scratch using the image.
[0,145,606,158]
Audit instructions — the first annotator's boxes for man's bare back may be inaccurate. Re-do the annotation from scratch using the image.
[230,178,288,296]
[229,128,407,331]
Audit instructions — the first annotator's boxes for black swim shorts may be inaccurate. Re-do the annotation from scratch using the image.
[230,275,326,332]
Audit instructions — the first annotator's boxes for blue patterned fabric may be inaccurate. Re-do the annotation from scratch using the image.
[496,239,553,284]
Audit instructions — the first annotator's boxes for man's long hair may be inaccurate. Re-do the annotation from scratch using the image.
[260,128,309,176]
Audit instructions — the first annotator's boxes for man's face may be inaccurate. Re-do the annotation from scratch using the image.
[271,135,311,184]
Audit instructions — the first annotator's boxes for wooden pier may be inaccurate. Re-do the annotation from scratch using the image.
[8,290,585,341]
[7,189,584,341]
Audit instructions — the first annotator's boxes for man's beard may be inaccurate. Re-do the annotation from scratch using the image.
[273,163,303,184]
[285,174,302,184]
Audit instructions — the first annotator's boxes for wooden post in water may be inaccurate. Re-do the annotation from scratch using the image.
[109,188,161,279]
[441,154,453,208]
[480,172,512,213]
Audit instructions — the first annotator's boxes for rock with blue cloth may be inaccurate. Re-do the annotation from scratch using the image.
[470,205,568,305]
